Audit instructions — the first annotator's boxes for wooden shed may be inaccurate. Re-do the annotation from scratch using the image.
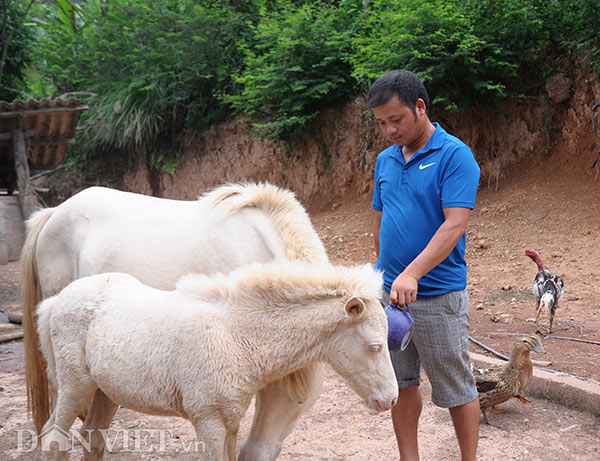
[0,97,88,263]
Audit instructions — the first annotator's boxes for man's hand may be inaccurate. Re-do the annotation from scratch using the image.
[390,272,418,306]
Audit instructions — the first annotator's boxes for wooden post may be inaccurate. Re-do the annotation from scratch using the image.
[12,128,39,219]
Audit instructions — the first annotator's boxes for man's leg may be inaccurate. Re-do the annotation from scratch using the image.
[382,290,423,461]
[449,397,480,461]
[391,386,422,461]
[414,290,479,460]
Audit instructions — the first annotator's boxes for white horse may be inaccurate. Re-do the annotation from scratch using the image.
[37,261,398,461]
[20,182,329,461]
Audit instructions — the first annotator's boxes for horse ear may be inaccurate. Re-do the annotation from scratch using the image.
[344,296,365,317]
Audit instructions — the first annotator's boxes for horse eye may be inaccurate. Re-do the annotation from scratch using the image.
[368,344,382,353]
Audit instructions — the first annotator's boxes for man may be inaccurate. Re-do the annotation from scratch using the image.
[369,70,481,460]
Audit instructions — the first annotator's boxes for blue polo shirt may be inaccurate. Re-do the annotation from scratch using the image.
[372,123,480,296]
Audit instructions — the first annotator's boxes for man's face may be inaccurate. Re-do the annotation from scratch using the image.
[372,95,424,147]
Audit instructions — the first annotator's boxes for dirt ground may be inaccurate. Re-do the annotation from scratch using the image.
[1,168,600,460]
[315,167,600,384]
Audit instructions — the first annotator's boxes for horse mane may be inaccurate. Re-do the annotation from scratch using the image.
[176,261,383,308]
[198,182,328,264]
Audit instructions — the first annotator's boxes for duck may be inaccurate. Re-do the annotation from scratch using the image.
[471,334,546,424]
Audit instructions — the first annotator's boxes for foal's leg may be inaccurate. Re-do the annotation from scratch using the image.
[41,385,97,461]
[81,390,119,461]
[191,414,227,461]
[238,363,324,461]
[225,426,239,461]
[40,409,67,461]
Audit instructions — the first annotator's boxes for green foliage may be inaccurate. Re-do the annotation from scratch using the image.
[149,152,178,176]
[31,0,253,155]
[561,0,600,73]
[0,0,35,101]
[19,0,600,156]
[352,0,485,111]
[225,1,362,141]
[350,0,570,112]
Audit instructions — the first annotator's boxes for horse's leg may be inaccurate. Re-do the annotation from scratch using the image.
[48,381,88,424]
[81,390,119,461]
[190,414,227,461]
[225,426,239,461]
[238,363,325,461]
[40,408,67,461]
[40,408,56,434]
[40,408,57,455]
[41,385,96,461]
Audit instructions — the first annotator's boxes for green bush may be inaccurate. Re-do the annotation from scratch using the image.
[21,0,600,154]
[225,0,362,141]
[33,0,252,155]
[350,0,568,112]
[560,0,600,73]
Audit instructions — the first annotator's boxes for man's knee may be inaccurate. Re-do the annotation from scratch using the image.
[450,397,480,411]
[392,386,422,417]
[397,385,420,397]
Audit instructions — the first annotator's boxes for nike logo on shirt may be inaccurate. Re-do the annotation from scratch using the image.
[419,162,436,170]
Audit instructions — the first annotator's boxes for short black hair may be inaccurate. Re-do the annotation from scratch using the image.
[367,70,430,114]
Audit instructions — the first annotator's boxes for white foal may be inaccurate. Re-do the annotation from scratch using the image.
[37,261,398,460]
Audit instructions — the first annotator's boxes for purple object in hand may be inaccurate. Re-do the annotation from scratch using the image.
[384,304,414,351]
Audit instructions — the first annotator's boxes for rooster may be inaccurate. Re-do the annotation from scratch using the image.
[525,249,564,335]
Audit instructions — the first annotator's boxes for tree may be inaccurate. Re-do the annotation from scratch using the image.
[0,0,35,101]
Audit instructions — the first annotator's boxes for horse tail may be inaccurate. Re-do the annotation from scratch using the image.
[202,182,329,264]
[19,207,55,434]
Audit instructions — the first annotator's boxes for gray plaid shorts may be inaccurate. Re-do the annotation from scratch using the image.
[381,289,478,408]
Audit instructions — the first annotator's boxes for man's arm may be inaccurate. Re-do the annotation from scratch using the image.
[390,207,471,306]
[372,210,382,258]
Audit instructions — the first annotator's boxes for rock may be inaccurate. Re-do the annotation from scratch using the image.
[7,311,21,324]
[545,74,572,104]
[491,313,511,323]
